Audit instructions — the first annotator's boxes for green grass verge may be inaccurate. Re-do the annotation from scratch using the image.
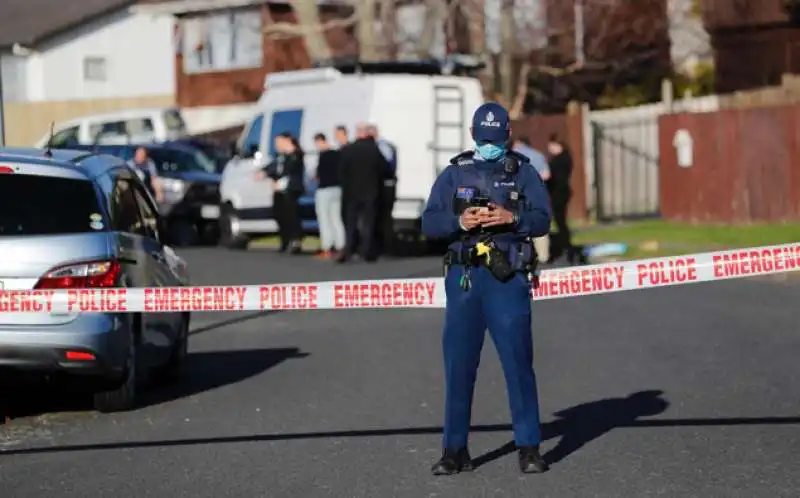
[249,220,800,261]
[574,220,800,259]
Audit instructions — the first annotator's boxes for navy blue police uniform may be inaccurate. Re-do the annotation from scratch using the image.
[422,102,552,475]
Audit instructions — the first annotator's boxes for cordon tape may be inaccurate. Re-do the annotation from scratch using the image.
[0,243,799,314]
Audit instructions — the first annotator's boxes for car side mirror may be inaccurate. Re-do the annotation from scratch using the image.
[242,143,261,159]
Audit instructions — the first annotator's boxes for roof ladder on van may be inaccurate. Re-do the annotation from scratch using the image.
[430,85,465,173]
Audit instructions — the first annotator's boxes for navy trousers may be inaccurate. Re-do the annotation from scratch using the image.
[442,264,542,449]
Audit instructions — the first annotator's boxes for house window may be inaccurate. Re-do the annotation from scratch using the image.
[181,9,262,74]
[83,57,107,81]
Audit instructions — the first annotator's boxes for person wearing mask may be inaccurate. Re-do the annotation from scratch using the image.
[254,133,306,254]
[367,124,398,257]
[337,123,388,263]
[422,102,551,475]
[128,147,164,203]
[546,134,576,263]
[312,133,345,259]
[512,137,551,263]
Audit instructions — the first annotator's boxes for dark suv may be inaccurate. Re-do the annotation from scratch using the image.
[56,143,222,246]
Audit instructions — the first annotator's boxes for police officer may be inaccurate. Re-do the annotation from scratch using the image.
[422,102,551,475]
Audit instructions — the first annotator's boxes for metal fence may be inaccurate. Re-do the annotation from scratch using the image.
[585,95,720,221]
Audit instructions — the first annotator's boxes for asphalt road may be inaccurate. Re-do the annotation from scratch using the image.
[1,246,799,498]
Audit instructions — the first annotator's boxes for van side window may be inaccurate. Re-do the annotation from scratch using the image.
[164,109,187,133]
[91,121,127,144]
[50,126,80,147]
[110,178,146,235]
[239,114,264,158]
[126,118,155,139]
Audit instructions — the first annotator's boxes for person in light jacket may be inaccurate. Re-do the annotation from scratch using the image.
[312,133,346,259]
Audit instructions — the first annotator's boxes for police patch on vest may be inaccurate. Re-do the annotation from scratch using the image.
[456,187,477,200]
[494,180,516,188]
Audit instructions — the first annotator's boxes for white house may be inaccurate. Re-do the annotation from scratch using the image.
[0,0,176,145]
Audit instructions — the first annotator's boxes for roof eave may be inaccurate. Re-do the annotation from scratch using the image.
[132,0,345,15]
[132,0,280,15]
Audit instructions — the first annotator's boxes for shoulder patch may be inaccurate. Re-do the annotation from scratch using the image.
[449,150,475,165]
[507,150,530,164]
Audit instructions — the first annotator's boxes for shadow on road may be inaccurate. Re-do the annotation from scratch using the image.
[0,347,308,422]
[472,389,669,467]
[5,389,800,466]
[140,347,308,409]
[189,311,281,336]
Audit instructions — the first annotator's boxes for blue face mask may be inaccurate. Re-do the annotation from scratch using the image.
[475,142,506,161]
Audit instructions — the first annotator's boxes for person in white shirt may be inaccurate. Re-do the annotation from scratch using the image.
[128,147,164,203]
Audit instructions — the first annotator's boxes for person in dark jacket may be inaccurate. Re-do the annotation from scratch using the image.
[312,133,345,259]
[337,123,389,263]
[367,124,398,257]
[255,132,306,254]
[546,134,576,263]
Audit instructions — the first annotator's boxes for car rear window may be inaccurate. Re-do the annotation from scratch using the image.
[0,174,105,236]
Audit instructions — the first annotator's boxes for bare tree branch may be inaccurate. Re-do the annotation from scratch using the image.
[416,0,446,59]
[280,0,334,61]
[508,61,531,119]
[498,0,516,105]
[379,0,398,59]
[353,0,380,61]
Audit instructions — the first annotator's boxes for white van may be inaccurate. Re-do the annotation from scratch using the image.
[34,106,189,148]
[218,63,484,250]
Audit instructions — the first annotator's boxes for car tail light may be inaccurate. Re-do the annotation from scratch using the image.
[34,260,122,289]
[0,166,14,174]
[65,351,96,361]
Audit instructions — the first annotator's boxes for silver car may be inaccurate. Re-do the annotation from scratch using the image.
[0,147,190,412]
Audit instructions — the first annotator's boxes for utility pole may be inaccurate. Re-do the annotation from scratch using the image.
[574,0,585,66]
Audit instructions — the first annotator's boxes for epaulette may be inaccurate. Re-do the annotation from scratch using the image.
[506,149,531,164]
[449,150,475,166]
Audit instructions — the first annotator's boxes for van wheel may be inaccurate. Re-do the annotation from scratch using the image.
[94,333,138,413]
[219,204,249,250]
[154,317,188,384]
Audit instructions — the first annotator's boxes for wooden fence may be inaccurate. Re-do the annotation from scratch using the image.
[512,106,588,221]
[659,105,800,222]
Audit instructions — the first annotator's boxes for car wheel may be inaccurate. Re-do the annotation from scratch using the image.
[219,204,249,250]
[155,317,188,384]
[93,333,138,413]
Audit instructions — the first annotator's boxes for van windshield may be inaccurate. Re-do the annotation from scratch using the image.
[0,175,104,236]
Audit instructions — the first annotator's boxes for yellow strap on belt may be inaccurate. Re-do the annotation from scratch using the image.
[475,241,491,264]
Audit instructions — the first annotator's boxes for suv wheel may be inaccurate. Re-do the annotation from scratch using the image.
[155,317,188,383]
[93,334,138,413]
[219,204,249,250]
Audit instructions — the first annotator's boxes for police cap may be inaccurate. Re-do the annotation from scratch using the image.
[471,102,511,144]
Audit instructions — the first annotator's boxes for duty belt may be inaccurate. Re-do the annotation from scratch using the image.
[444,238,538,285]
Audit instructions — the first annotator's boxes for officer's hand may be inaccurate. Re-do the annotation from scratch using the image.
[481,203,515,227]
[460,207,483,230]
[254,171,266,181]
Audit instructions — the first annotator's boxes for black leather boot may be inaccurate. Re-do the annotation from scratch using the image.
[518,446,548,474]
[431,448,474,476]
